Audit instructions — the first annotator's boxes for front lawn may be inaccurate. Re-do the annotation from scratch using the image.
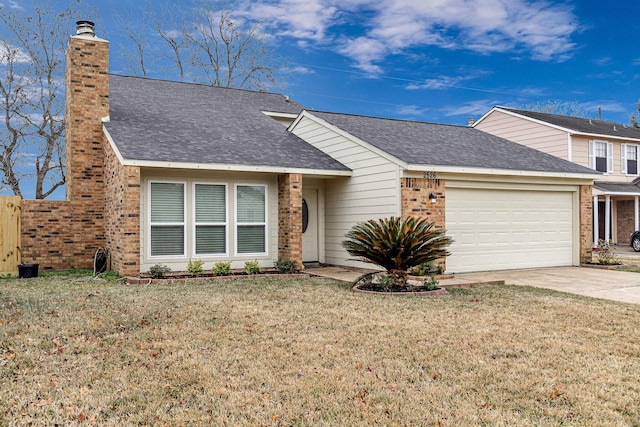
[1,274,639,425]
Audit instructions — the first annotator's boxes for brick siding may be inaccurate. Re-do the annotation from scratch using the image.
[616,200,635,246]
[400,177,447,270]
[103,140,141,277]
[277,173,303,269]
[19,35,110,273]
[579,185,593,264]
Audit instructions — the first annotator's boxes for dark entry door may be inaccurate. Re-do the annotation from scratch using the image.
[597,201,613,242]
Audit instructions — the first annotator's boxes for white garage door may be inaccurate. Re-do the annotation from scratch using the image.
[446,187,574,273]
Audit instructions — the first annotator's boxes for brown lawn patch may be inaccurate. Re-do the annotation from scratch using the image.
[1,274,639,425]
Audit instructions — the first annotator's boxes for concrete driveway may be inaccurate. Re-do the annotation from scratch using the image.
[457,267,640,304]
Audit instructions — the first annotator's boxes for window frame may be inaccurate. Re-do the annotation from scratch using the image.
[621,143,639,176]
[192,182,229,257]
[148,180,187,259]
[589,140,613,174]
[234,183,268,257]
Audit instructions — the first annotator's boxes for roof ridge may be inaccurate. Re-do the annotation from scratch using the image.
[499,106,629,127]
[109,73,290,98]
[309,109,469,128]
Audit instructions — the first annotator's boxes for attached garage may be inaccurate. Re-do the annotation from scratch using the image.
[445,184,578,273]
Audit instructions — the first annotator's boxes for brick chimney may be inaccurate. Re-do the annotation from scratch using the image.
[65,20,109,202]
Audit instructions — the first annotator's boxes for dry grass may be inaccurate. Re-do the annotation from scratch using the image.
[1,274,639,426]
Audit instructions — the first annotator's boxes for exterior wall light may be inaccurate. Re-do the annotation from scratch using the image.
[429,193,437,204]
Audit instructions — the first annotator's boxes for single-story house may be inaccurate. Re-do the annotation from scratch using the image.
[19,22,599,276]
[474,107,640,246]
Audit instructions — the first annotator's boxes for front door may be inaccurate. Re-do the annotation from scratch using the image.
[302,189,319,262]
[597,201,613,242]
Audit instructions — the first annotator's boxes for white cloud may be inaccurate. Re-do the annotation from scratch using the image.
[0,43,31,64]
[238,0,340,42]
[395,104,432,118]
[291,66,314,75]
[443,99,500,117]
[0,1,24,11]
[406,73,482,91]
[593,57,611,66]
[580,101,628,115]
[240,0,579,72]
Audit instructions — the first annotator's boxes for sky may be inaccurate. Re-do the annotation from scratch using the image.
[1,0,640,198]
[7,0,640,124]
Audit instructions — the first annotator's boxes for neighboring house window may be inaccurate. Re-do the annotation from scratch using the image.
[236,184,267,254]
[150,181,185,257]
[194,183,227,256]
[589,140,613,173]
[622,144,639,176]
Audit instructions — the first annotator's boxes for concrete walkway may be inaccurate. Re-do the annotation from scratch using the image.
[306,264,640,305]
[457,267,640,304]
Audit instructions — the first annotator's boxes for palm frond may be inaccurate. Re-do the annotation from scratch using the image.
[342,216,453,273]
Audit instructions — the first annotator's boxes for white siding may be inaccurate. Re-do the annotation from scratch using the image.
[573,135,639,182]
[291,116,401,267]
[475,110,569,159]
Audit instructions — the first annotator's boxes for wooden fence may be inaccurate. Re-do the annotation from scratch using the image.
[0,196,21,275]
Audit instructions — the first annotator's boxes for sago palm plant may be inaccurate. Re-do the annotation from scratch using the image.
[342,216,452,286]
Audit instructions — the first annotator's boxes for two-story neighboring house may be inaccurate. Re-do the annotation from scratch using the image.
[474,107,640,247]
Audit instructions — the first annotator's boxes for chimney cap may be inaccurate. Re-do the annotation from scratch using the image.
[76,20,95,37]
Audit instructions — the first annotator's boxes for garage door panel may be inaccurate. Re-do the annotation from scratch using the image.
[446,188,574,273]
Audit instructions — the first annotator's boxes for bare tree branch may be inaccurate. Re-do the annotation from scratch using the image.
[631,100,640,129]
[0,4,84,198]
[522,100,590,118]
[118,1,287,91]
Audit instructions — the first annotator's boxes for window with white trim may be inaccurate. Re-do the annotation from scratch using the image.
[149,181,185,257]
[236,184,267,255]
[194,183,227,256]
[622,144,639,176]
[589,140,613,173]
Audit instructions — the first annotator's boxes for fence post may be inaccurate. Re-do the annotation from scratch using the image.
[0,196,21,276]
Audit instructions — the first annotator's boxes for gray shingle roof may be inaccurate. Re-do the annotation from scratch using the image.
[311,111,599,175]
[104,75,349,171]
[499,107,640,140]
[594,181,640,194]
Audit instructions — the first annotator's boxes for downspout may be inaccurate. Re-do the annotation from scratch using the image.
[593,195,599,246]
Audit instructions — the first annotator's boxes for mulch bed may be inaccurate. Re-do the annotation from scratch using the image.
[352,283,447,296]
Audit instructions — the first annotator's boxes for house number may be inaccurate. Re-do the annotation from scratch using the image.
[423,172,438,179]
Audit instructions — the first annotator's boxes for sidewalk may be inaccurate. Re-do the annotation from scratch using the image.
[305,263,640,305]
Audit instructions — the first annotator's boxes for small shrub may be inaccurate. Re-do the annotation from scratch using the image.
[410,260,443,276]
[375,274,395,291]
[243,260,261,275]
[274,258,298,274]
[422,275,439,291]
[595,239,621,265]
[187,259,205,276]
[148,264,172,279]
[212,261,232,276]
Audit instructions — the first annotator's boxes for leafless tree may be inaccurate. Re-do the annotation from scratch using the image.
[631,100,639,128]
[119,1,286,90]
[522,100,589,118]
[0,5,83,199]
